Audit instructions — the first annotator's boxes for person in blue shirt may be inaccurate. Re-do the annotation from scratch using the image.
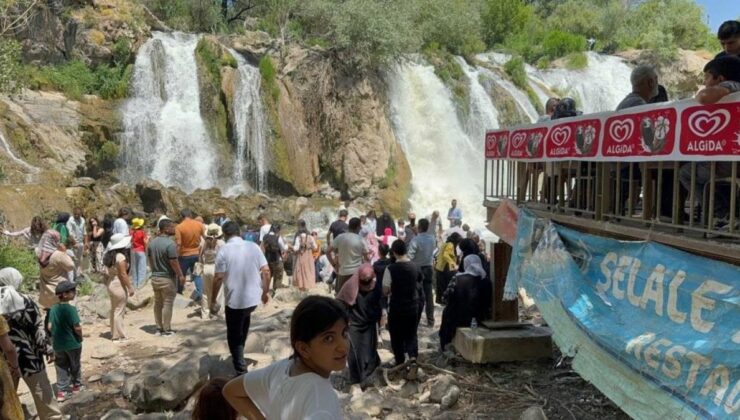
[447,199,462,228]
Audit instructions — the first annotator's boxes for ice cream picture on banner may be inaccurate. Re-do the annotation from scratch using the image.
[640,115,671,153]
[575,125,596,155]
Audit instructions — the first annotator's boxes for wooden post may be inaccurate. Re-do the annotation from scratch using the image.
[492,242,518,322]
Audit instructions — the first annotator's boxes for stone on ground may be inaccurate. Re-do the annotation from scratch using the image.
[349,389,384,417]
[101,409,135,420]
[92,344,118,360]
[520,406,548,420]
[428,374,458,403]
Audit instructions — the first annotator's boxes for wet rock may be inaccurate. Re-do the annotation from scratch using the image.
[65,390,96,414]
[440,385,460,409]
[398,381,420,398]
[127,285,154,310]
[88,374,102,383]
[102,370,126,385]
[101,408,135,420]
[519,406,548,420]
[124,353,211,412]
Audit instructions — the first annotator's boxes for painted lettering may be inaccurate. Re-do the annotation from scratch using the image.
[625,257,642,307]
[644,338,671,369]
[625,332,655,361]
[691,280,733,333]
[700,364,731,406]
[639,264,665,316]
[725,380,740,414]
[686,140,724,152]
[667,271,687,324]
[661,345,686,380]
[597,252,616,294]
[686,351,712,390]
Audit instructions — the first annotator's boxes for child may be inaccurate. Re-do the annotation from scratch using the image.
[48,280,83,402]
[193,378,237,420]
[222,296,348,419]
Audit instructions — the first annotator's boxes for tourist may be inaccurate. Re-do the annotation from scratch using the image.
[434,232,461,304]
[397,219,406,241]
[129,218,148,288]
[261,224,286,296]
[462,223,472,239]
[311,230,322,283]
[102,214,115,248]
[292,220,317,292]
[316,247,335,283]
[404,212,417,244]
[373,243,392,325]
[716,20,740,58]
[48,280,83,402]
[113,207,131,235]
[439,254,488,351]
[222,295,347,419]
[257,214,271,243]
[330,217,369,293]
[408,218,437,327]
[447,199,462,228]
[147,218,185,336]
[199,224,225,319]
[175,208,203,298]
[429,210,443,240]
[52,212,73,249]
[327,209,349,248]
[193,378,237,420]
[66,207,87,278]
[213,209,231,227]
[1,215,47,249]
[36,230,75,311]
[458,238,492,321]
[365,210,378,235]
[537,97,560,122]
[0,314,23,420]
[380,227,398,247]
[361,229,380,264]
[214,221,270,374]
[617,65,658,110]
[0,268,62,420]
[376,212,397,237]
[681,56,740,226]
[383,240,422,373]
[103,233,135,342]
[88,217,105,273]
[337,263,381,386]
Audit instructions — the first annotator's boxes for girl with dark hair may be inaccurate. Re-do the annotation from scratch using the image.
[292,219,317,291]
[382,240,422,375]
[223,296,348,419]
[101,214,115,248]
[193,378,237,420]
[1,215,47,249]
[88,217,105,273]
[434,232,462,304]
[103,234,135,342]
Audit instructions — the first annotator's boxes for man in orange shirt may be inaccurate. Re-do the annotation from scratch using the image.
[175,208,204,299]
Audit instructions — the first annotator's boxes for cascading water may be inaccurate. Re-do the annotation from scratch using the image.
[455,57,500,140]
[388,60,492,228]
[120,32,218,193]
[527,52,632,113]
[0,130,39,176]
[227,49,268,195]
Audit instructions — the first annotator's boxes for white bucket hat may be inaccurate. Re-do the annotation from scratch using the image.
[106,233,132,252]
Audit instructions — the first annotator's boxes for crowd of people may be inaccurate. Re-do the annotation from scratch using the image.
[533,20,740,230]
[0,197,492,419]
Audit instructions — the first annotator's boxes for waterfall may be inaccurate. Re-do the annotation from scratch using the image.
[455,57,500,140]
[120,32,218,193]
[527,52,632,113]
[0,129,39,179]
[227,50,268,195]
[388,61,490,228]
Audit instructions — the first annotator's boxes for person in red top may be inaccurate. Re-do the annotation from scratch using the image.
[130,218,149,288]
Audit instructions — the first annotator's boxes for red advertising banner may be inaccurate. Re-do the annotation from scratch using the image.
[508,126,548,159]
[602,108,676,158]
[485,130,509,159]
[680,103,740,156]
[484,93,740,162]
[545,119,601,158]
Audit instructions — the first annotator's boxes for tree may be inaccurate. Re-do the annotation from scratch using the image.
[481,0,533,47]
[0,0,39,36]
[0,37,24,93]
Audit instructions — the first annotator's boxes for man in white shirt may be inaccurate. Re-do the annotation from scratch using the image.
[257,214,271,244]
[330,217,369,293]
[214,221,271,374]
[66,207,87,277]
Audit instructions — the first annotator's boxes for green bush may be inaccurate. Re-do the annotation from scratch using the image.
[29,59,131,100]
[0,37,25,93]
[0,243,39,293]
[542,30,585,59]
[481,0,533,46]
[504,56,528,90]
[259,55,280,102]
[564,51,588,70]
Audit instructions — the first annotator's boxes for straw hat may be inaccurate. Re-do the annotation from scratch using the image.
[205,223,223,239]
[106,233,131,252]
[213,208,227,216]
[131,218,145,229]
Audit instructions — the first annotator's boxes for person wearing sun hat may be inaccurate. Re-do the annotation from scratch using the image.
[103,233,135,342]
[213,209,230,227]
[199,223,225,319]
[130,218,149,289]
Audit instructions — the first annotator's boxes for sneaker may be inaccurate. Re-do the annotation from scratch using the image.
[56,390,71,403]
[71,384,86,394]
[161,330,176,337]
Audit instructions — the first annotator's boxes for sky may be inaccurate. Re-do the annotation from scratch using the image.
[696,0,740,32]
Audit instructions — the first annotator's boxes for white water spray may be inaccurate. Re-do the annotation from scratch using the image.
[120,32,218,193]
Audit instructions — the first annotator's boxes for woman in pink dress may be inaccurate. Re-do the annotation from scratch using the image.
[292,220,317,291]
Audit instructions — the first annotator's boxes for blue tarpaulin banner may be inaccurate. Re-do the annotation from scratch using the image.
[507,209,740,419]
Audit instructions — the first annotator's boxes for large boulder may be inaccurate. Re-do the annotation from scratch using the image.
[124,352,212,412]
[221,31,273,62]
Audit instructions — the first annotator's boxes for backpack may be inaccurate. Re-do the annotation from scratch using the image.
[243,230,259,243]
[263,234,281,261]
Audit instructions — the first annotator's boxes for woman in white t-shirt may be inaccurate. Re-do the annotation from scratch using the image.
[223,296,349,419]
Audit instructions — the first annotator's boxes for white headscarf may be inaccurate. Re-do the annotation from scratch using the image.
[0,267,26,315]
[456,255,487,278]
